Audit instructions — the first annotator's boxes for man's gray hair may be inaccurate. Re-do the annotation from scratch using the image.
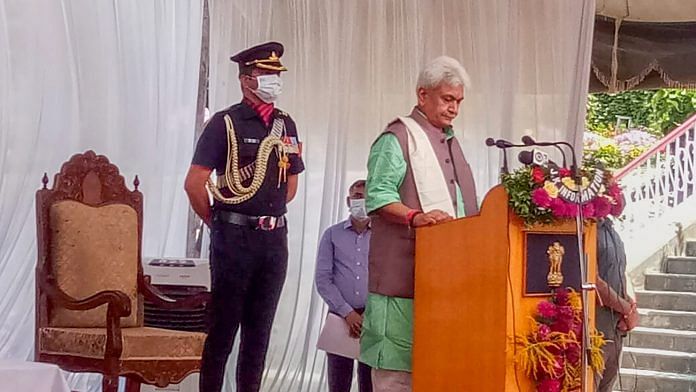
[416,56,471,90]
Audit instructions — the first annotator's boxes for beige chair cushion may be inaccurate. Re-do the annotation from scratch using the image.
[49,200,139,327]
[39,327,205,360]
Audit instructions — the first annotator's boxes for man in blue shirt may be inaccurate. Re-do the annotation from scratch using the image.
[315,180,373,392]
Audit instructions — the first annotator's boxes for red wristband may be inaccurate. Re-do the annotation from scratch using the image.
[406,209,421,226]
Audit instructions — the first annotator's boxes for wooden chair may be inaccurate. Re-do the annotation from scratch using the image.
[35,151,208,392]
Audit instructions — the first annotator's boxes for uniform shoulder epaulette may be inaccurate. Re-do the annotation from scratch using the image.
[208,104,239,119]
[226,103,243,113]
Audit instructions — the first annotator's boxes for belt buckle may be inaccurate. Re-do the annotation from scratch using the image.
[257,216,277,231]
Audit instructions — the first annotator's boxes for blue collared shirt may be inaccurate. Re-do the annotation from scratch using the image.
[314,219,371,317]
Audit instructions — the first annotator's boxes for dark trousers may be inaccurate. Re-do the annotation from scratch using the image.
[327,353,373,392]
[597,337,623,392]
[200,218,288,392]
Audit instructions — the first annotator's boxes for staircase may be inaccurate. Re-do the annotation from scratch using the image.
[613,113,696,275]
[611,114,696,391]
[615,242,696,391]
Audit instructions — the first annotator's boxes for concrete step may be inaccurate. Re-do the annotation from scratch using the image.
[667,256,696,275]
[626,327,696,353]
[616,368,696,391]
[636,290,696,312]
[638,308,696,331]
[621,347,696,374]
[645,272,696,292]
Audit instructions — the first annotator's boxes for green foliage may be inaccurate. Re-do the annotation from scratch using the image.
[582,144,624,169]
[582,141,651,170]
[501,168,554,225]
[586,89,696,136]
[648,89,696,133]
[586,91,653,136]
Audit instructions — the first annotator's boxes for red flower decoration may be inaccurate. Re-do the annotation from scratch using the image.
[550,305,575,333]
[557,305,575,323]
[611,190,626,216]
[550,198,575,218]
[565,341,581,365]
[582,202,596,218]
[517,288,603,391]
[532,188,552,208]
[559,168,572,177]
[553,288,569,306]
[536,324,552,341]
[537,301,559,320]
[606,183,621,199]
[592,196,612,218]
[572,321,583,340]
[551,356,566,378]
[537,378,562,392]
[550,319,573,333]
[532,167,546,184]
[550,319,572,334]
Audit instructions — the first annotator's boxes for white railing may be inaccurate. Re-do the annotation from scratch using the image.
[613,114,696,271]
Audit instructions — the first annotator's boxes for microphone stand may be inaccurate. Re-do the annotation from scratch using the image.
[485,138,526,179]
[570,150,593,392]
[502,150,509,176]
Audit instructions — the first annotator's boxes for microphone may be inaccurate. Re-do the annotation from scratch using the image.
[518,149,562,168]
[518,149,548,166]
[496,139,516,148]
[485,138,522,148]
[521,136,569,168]
[521,135,582,187]
[521,135,535,146]
[485,138,524,176]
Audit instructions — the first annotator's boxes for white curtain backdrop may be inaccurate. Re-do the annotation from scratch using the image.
[208,0,595,391]
[0,1,595,391]
[0,0,203,391]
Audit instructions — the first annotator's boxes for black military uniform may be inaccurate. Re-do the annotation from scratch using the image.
[192,42,304,392]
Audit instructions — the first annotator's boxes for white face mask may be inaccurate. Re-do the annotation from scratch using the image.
[349,198,369,221]
[252,74,283,103]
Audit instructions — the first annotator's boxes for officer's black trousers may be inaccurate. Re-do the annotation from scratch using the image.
[200,217,288,392]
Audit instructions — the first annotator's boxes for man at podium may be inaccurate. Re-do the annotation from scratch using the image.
[360,56,479,391]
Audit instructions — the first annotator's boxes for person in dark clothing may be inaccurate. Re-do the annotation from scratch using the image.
[595,214,639,392]
[184,41,304,392]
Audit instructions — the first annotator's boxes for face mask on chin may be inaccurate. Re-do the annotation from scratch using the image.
[349,198,369,221]
[252,74,283,103]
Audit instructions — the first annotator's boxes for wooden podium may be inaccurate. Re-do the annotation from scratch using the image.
[412,186,597,391]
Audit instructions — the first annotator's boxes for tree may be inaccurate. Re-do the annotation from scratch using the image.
[586,89,696,136]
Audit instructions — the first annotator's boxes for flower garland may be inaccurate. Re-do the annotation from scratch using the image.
[501,165,623,226]
[516,288,606,392]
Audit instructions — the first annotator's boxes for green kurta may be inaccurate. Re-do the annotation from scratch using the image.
[360,126,466,371]
[365,129,465,217]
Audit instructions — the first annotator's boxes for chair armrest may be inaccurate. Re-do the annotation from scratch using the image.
[141,275,210,309]
[39,273,129,366]
[40,274,131,316]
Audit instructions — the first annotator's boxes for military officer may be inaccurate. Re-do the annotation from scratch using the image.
[184,41,305,392]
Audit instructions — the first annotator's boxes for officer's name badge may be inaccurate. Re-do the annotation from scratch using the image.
[282,136,301,155]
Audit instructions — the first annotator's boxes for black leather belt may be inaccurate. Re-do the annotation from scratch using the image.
[214,211,286,231]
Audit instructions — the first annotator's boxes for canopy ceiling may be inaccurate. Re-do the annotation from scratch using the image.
[591,2,696,92]
[596,0,696,22]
